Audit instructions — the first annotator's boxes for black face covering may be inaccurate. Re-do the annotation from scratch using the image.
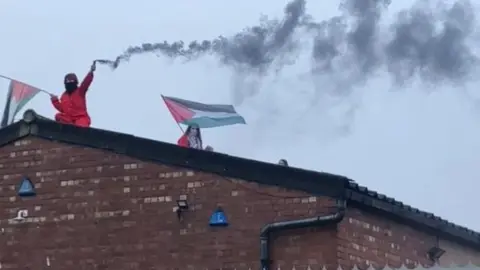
[65,82,78,93]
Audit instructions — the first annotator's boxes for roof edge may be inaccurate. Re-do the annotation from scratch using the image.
[2,110,478,250]
[2,110,348,200]
[346,188,480,250]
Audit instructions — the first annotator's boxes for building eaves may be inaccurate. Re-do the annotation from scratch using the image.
[1,110,347,199]
[347,181,480,249]
[1,110,479,250]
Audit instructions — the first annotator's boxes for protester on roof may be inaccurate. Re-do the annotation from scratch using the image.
[50,62,96,128]
[177,125,212,150]
[278,159,289,166]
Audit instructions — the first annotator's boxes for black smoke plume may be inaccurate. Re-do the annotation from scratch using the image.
[97,0,477,88]
[97,0,306,74]
[385,1,477,84]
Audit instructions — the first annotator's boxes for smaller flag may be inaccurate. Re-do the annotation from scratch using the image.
[1,79,41,127]
[162,95,246,128]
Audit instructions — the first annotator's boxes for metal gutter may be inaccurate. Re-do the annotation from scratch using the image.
[259,199,346,270]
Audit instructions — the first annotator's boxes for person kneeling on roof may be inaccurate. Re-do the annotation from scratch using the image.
[177,125,213,151]
[50,62,96,128]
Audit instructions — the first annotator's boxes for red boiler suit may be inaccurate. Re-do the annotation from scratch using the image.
[177,134,188,147]
[51,72,94,127]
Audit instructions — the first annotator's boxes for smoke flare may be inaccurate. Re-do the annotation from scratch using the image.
[97,0,477,95]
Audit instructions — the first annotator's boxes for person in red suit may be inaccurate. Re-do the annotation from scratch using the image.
[177,125,213,150]
[50,62,96,127]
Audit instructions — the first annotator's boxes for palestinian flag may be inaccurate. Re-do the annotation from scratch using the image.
[162,95,246,128]
[1,79,41,127]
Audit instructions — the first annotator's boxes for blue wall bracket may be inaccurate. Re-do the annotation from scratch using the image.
[209,207,228,227]
[18,177,36,197]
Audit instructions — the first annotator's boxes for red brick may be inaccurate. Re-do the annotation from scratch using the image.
[338,208,480,269]
[0,137,478,270]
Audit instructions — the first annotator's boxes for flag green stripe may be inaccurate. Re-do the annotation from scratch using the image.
[14,93,39,116]
[181,115,246,128]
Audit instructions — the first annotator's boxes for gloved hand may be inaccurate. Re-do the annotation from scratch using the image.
[50,94,58,100]
[91,61,96,72]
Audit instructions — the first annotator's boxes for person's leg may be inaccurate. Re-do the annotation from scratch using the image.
[55,113,73,124]
[74,117,91,128]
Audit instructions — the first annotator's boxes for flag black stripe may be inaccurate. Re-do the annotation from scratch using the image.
[164,96,237,114]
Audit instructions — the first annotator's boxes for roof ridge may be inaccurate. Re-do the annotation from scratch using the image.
[2,109,477,250]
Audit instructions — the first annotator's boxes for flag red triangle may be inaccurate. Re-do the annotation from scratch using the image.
[163,97,195,123]
[11,80,38,103]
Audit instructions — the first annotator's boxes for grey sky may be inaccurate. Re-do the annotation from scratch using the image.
[1,0,479,231]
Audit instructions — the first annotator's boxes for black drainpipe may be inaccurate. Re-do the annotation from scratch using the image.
[259,199,346,270]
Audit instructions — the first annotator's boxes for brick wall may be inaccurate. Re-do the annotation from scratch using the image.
[338,208,480,269]
[439,239,480,265]
[0,137,337,270]
[0,137,477,270]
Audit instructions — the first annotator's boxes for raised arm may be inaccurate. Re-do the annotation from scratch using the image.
[78,71,94,96]
[78,62,96,95]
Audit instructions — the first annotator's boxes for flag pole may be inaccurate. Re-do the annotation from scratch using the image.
[0,74,52,96]
[175,121,185,133]
[161,95,184,133]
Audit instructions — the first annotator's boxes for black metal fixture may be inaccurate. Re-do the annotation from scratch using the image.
[427,246,445,261]
[259,199,346,270]
[176,199,189,220]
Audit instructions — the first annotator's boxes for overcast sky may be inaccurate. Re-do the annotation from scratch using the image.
[1,0,479,232]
